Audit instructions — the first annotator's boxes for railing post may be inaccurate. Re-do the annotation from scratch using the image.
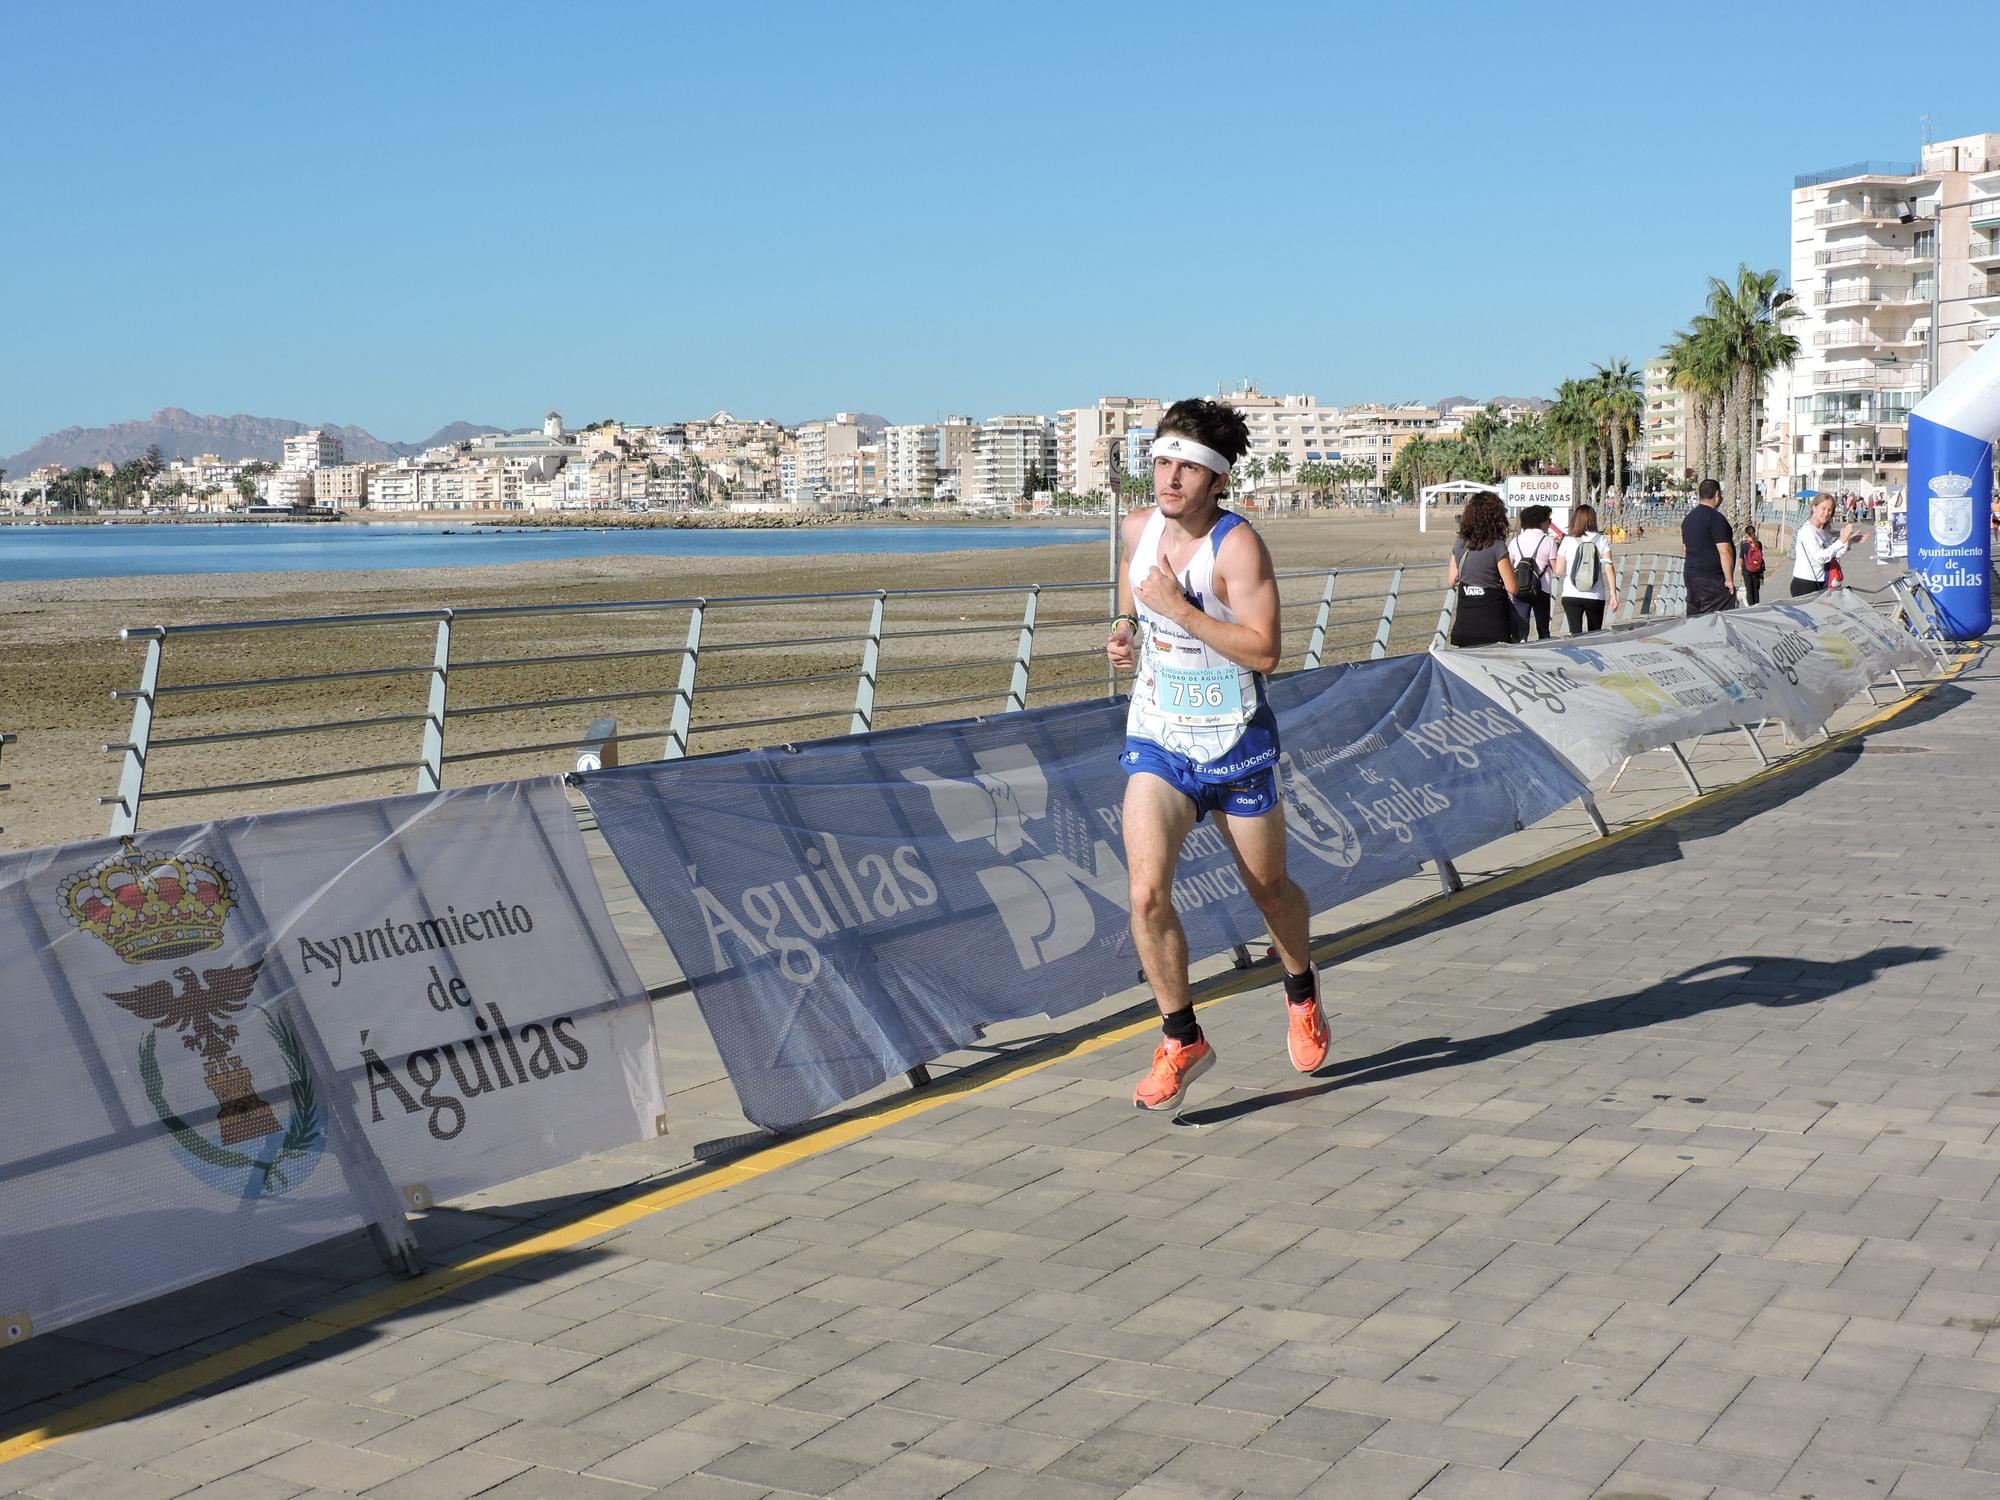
[1369,566,1404,660]
[109,637,161,836]
[851,591,887,735]
[1005,587,1038,713]
[1302,569,1338,670]
[416,613,451,794]
[0,731,14,837]
[663,601,705,759]
[1431,582,1457,651]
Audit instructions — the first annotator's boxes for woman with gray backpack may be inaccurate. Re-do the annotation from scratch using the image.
[1554,503,1619,633]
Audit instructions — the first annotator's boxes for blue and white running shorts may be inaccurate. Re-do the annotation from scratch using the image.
[1121,736,1280,821]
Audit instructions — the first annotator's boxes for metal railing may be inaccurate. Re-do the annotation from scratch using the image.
[1794,162,1921,189]
[102,562,1449,833]
[0,732,12,835]
[1815,245,1917,266]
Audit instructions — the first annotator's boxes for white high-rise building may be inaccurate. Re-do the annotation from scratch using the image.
[1055,397,1163,497]
[1639,357,1689,482]
[281,429,342,472]
[1789,132,2000,496]
[967,415,1055,509]
[883,423,941,500]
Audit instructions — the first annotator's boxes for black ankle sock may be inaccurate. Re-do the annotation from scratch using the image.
[1161,1007,1201,1045]
[1282,969,1316,1005]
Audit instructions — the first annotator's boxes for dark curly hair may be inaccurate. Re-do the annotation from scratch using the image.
[1157,398,1251,467]
[1458,490,1508,549]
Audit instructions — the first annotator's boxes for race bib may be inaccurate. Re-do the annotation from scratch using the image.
[1152,662,1243,727]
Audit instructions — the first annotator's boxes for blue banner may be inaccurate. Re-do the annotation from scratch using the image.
[1909,412,1994,639]
[581,655,1587,1130]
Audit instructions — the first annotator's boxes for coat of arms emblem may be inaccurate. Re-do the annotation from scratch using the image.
[1927,471,1974,549]
[61,840,324,1196]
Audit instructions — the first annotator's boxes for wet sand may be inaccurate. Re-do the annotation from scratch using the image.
[0,515,1456,851]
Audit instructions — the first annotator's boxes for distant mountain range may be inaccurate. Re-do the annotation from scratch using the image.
[0,409,504,476]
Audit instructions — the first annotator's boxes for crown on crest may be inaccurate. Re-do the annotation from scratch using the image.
[1929,472,1974,500]
[61,839,235,964]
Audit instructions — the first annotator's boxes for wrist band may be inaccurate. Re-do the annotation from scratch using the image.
[1111,612,1140,631]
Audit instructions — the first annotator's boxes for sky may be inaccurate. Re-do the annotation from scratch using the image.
[1,0,1993,457]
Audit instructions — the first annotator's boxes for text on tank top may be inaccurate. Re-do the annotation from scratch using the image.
[1126,508,1263,764]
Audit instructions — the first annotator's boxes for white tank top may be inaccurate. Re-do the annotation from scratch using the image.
[1126,507,1263,763]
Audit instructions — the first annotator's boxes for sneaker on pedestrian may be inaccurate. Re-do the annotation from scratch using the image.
[1132,1036,1215,1112]
[1286,969,1329,1073]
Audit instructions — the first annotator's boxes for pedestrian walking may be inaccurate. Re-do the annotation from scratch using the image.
[1555,503,1618,632]
[1681,479,1738,615]
[1444,490,1519,648]
[1506,505,1559,641]
[1104,398,1328,1114]
[1740,524,1767,606]
[1791,494,1865,597]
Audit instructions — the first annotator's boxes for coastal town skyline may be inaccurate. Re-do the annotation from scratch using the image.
[3,1,1992,458]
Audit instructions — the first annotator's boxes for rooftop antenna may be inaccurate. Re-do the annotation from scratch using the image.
[1921,113,1934,146]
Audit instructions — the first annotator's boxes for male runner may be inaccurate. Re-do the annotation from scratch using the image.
[1106,398,1327,1112]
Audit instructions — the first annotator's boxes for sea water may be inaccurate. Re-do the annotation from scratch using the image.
[0,523,1104,584]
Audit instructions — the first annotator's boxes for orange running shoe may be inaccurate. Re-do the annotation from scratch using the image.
[1132,1035,1215,1112]
[1286,969,1329,1073]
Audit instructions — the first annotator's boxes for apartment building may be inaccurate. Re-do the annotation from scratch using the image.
[882,423,939,500]
[967,414,1055,509]
[1789,131,2000,494]
[788,413,863,502]
[935,417,977,503]
[261,470,318,507]
[1333,405,1441,494]
[281,429,342,472]
[1639,357,1690,479]
[312,464,370,509]
[1215,384,1344,496]
[1055,397,1163,497]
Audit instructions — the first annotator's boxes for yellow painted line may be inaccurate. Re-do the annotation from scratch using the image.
[0,653,1972,1468]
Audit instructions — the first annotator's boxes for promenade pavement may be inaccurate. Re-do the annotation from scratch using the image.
[4,572,1996,1500]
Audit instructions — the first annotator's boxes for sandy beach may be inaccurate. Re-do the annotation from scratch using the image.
[0,514,1459,851]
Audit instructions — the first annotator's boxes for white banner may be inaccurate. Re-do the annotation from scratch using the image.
[1430,590,1931,782]
[0,778,663,1340]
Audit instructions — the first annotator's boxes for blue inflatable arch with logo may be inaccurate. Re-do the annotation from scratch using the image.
[1910,334,2000,638]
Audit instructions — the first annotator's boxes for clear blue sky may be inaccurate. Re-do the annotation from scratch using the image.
[1,0,1990,456]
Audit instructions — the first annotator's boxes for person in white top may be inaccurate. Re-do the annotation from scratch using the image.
[1506,506,1560,640]
[1553,503,1619,632]
[1104,398,1329,1114]
[1791,494,1867,597]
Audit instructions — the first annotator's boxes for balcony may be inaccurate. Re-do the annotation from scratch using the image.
[1814,244,1916,267]
[1971,233,2000,268]
[1972,197,2000,228]
[1813,201,1907,227]
[1971,273,2000,305]
[1812,367,1923,390]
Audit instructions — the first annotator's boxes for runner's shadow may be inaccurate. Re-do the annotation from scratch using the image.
[1174,945,1941,1127]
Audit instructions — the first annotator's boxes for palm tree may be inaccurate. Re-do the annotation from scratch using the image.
[1700,264,1801,529]
[1295,461,1331,509]
[1266,451,1292,511]
[1242,455,1265,505]
[1545,380,1597,512]
[1591,359,1643,515]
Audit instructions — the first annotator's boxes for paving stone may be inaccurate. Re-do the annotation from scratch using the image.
[249,1439,414,1493]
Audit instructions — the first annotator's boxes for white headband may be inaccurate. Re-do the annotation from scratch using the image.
[1150,434,1232,478]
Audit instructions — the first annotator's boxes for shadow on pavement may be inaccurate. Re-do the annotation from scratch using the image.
[1326,682,1971,963]
[1176,945,1942,1127]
